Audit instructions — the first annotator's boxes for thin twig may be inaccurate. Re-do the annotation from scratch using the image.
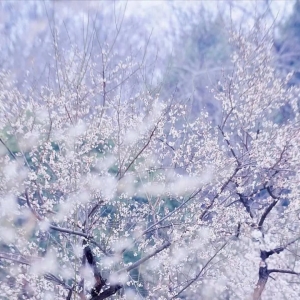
[172,242,228,299]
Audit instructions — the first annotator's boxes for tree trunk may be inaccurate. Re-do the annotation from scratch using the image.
[253,262,269,300]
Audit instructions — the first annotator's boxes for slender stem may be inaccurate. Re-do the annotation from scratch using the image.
[119,241,171,273]
[49,225,90,238]
[172,241,228,299]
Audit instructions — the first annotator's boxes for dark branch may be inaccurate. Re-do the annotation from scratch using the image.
[83,201,104,228]
[260,247,284,261]
[235,222,241,238]
[49,225,90,238]
[66,288,72,300]
[90,241,171,299]
[266,186,280,200]
[269,269,300,275]
[237,193,254,218]
[118,124,158,179]
[0,137,17,160]
[82,240,106,297]
[260,236,300,261]
[90,285,122,300]
[218,125,240,163]
[257,186,281,229]
[258,199,278,229]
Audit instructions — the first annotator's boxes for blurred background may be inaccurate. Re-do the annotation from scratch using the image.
[1,0,298,123]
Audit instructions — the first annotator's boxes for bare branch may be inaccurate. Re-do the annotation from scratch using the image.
[218,125,240,163]
[237,193,254,218]
[266,186,280,200]
[258,199,278,229]
[90,241,170,300]
[26,190,91,238]
[90,284,122,300]
[269,269,300,275]
[118,124,158,179]
[0,252,75,293]
[260,236,300,261]
[119,241,171,273]
[49,224,90,238]
[172,242,228,299]
[200,166,240,220]
[0,252,29,265]
[258,186,281,229]
[143,188,203,236]
[0,137,17,160]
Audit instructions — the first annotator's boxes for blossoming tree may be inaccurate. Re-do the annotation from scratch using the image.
[0,12,300,300]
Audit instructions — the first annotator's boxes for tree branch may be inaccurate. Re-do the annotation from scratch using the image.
[0,252,29,265]
[258,201,278,229]
[0,137,17,160]
[49,224,90,238]
[143,188,202,236]
[25,190,91,238]
[266,186,280,200]
[260,236,300,261]
[218,125,240,163]
[83,240,106,298]
[200,166,240,220]
[118,124,158,179]
[90,241,171,300]
[172,241,228,299]
[0,252,75,293]
[269,269,300,275]
[258,187,280,229]
[237,193,254,218]
[119,241,171,274]
[90,285,122,300]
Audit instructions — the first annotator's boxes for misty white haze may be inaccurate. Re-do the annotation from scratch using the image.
[0,1,300,299]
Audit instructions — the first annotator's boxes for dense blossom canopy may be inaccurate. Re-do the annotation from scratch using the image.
[0,2,300,300]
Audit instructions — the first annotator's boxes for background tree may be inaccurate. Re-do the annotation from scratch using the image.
[276,0,300,86]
